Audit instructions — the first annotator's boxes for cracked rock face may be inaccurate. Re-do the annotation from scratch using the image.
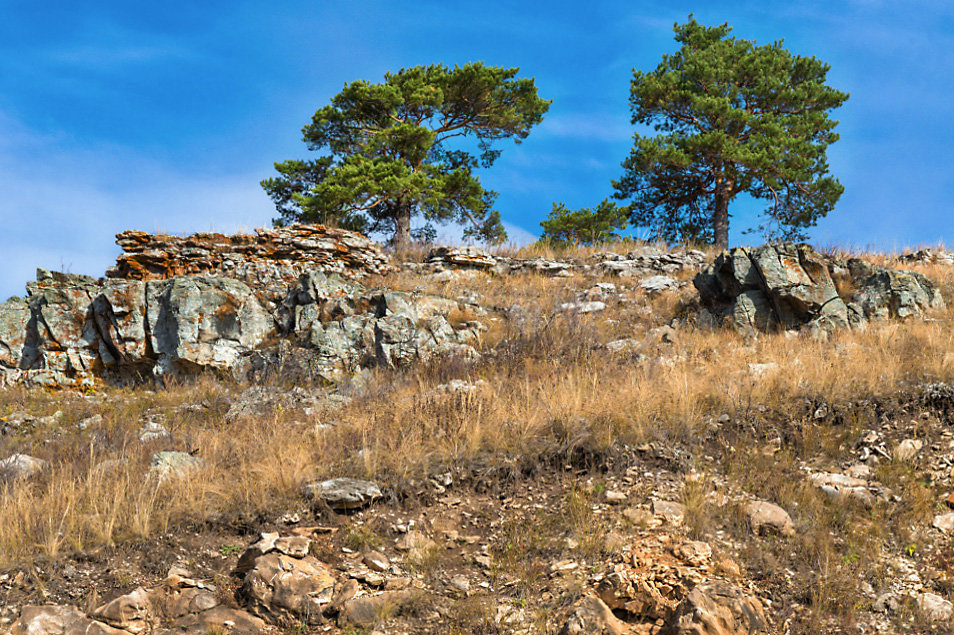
[0,228,483,388]
[694,242,945,335]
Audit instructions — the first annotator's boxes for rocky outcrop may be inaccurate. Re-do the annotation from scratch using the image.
[108,224,390,284]
[694,243,945,335]
[0,269,481,388]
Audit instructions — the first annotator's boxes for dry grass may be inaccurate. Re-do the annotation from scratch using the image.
[0,247,952,629]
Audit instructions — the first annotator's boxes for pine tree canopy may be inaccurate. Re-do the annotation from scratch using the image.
[612,17,849,248]
[262,62,551,247]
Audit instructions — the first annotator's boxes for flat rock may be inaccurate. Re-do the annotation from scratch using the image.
[640,275,679,293]
[302,477,382,510]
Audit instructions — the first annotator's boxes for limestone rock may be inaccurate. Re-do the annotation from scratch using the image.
[640,275,680,293]
[0,454,47,482]
[695,242,944,334]
[894,438,923,462]
[338,590,421,627]
[917,592,953,622]
[89,587,152,634]
[234,536,336,622]
[558,596,625,635]
[558,301,606,314]
[652,500,687,524]
[10,605,127,635]
[808,471,883,506]
[425,245,496,270]
[745,501,795,537]
[302,477,382,510]
[109,224,390,283]
[150,451,203,481]
[363,551,390,572]
[237,552,335,621]
[899,248,954,266]
[147,276,272,375]
[668,580,767,634]
[934,512,954,533]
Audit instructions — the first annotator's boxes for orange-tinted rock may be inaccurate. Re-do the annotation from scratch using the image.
[108,224,390,284]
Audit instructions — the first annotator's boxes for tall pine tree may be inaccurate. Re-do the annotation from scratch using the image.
[613,18,848,248]
[263,63,550,247]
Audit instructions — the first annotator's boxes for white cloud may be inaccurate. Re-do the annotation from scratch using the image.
[537,112,632,143]
[0,112,275,299]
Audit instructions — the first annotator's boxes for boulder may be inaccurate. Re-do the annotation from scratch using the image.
[745,501,795,537]
[150,451,203,481]
[88,587,152,633]
[234,533,336,622]
[668,580,768,634]
[558,596,625,635]
[640,275,680,293]
[10,605,127,635]
[695,242,944,334]
[917,592,954,622]
[0,453,47,482]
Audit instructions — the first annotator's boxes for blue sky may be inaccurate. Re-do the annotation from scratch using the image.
[1,0,953,298]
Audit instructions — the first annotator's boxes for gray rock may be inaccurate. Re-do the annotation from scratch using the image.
[150,451,203,481]
[695,242,944,334]
[147,276,272,375]
[302,477,382,510]
[139,420,170,443]
[640,275,679,293]
[558,301,606,314]
[0,454,47,481]
[918,592,953,622]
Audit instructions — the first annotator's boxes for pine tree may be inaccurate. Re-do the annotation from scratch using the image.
[263,63,550,247]
[613,17,848,248]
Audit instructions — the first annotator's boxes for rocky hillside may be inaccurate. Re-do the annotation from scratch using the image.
[1,226,953,634]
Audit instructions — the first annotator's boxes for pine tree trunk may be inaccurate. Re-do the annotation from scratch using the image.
[392,203,412,250]
[712,179,730,250]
